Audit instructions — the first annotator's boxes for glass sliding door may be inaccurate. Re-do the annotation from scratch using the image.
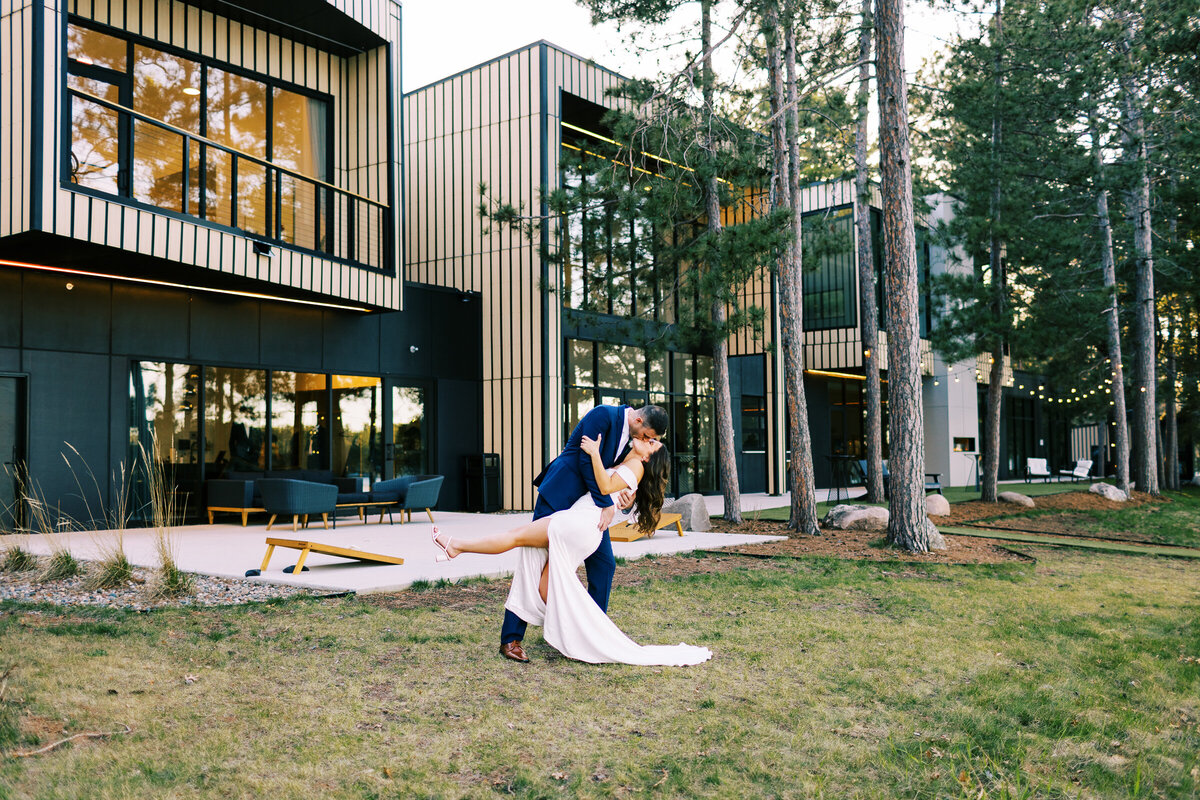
[205,367,267,472]
[0,377,26,532]
[332,376,382,481]
[271,372,327,471]
[129,363,204,518]
[392,386,428,477]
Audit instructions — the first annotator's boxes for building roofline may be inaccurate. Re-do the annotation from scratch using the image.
[403,39,627,97]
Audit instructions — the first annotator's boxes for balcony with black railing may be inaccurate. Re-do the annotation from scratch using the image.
[66,87,390,273]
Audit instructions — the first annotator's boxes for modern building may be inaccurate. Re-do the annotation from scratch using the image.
[0,0,482,528]
[1,2,1064,529]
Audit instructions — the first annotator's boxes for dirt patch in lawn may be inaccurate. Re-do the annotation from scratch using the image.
[938,489,1154,526]
[706,519,1029,564]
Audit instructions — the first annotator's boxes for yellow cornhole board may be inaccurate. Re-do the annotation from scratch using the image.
[608,512,685,543]
[255,537,404,575]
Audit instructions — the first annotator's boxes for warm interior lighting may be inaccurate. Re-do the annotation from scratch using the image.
[0,258,370,313]
[182,86,201,96]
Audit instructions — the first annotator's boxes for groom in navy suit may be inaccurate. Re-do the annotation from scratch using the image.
[499,403,669,662]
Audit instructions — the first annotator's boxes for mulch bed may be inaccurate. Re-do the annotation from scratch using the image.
[938,488,1155,526]
[707,519,1031,565]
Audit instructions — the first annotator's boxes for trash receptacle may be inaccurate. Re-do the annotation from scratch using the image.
[465,453,501,512]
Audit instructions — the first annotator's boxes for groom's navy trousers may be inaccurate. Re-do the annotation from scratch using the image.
[500,403,626,645]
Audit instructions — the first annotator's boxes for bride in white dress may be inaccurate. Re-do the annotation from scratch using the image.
[432,436,712,666]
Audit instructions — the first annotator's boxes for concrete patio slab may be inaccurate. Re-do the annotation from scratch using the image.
[18,510,787,595]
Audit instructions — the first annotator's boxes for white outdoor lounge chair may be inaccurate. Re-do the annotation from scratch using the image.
[1058,459,1093,483]
[1024,457,1051,483]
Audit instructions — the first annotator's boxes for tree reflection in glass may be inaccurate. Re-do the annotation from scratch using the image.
[206,67,267,234]
[132,46,201,213]
[392,386,427,477]
[68,76,121,194]
[205,367,266,472]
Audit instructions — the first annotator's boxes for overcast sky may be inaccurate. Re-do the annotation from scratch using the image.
[400,0,973,93]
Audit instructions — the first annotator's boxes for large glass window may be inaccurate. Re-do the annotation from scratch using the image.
[129,362,202,464]
[392,386,428,476]
[131,45,201,213]
[563,339,716,495]
[66,21,329,247]
[333,376,383,480]
[205,367,267,472]
[271,372,327,471]
[802,207,857,330]
[560,137,655,319]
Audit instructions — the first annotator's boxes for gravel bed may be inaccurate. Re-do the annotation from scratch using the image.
[0,559,319,611]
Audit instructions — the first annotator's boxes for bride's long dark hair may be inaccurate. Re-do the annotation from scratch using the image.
[632,445,671,536]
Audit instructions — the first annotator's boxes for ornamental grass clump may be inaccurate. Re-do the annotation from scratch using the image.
[1,544,36,573]
[76,451,135,591]
[39,549,82,582]
[140,437,194,599]
[18,474,84,583]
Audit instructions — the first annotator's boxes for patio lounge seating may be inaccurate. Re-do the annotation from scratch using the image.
[206,470,362,526]
[858,460,943,498]
[258,478,338,532]
[1025,457,1051,483]
[369,474,444,523]
[1058,459,1093,483]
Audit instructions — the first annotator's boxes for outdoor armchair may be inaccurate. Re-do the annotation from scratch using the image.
[258,478,338,532]
[371,475,445,523]
[1058,459,1093,483]
[1025,458,1051,483]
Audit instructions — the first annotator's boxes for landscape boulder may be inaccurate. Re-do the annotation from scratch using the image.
[821,504,889,532]
[923,518,948,550]
[997,491,1035,508]
[661,493,711,532]
[1089,482,1128,502]
[925,493,951,516]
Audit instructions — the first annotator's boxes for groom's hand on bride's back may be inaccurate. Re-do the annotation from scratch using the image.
[615,489,635,512]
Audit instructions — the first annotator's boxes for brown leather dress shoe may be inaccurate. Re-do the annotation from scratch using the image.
[499,641,530,663]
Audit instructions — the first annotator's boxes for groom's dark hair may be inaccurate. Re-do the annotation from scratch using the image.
[637,405,669,437]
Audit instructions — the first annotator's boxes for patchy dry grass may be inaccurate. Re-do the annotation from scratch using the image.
[0,548,1197,799]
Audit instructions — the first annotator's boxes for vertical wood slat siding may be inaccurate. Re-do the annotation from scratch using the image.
[7,0,403,311]
[1,2,32,237]
[403,43,634,509]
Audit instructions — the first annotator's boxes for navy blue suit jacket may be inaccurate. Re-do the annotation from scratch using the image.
[535,404,627,514]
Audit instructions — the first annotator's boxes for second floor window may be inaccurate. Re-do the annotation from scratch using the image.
[67,21,331,251]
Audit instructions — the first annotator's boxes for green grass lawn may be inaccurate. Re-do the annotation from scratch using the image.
[2,547,1197,799]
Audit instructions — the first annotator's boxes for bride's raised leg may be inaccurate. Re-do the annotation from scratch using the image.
[539,562,549,603]
[435,517,551,559]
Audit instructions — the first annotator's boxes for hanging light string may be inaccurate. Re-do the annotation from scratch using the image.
[928,357,1131,406]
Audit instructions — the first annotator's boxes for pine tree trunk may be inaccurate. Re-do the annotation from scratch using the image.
[854,0,885,504]
[1120,35,1159,495]
[1164,314,1178,490]
[784,14,820,535]
[875,0,931,550]
[981,0,1004,504]
[982,345,1003,502]
[1093,127,1131,495]
[700,0,742,522]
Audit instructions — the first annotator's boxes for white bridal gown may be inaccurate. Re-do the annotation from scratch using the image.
[504,464,713,666]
